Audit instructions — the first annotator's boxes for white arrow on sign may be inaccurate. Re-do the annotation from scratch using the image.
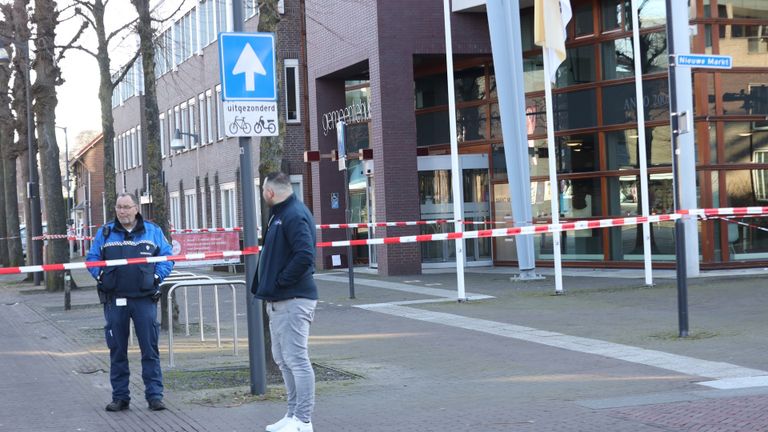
[232,43,266,92]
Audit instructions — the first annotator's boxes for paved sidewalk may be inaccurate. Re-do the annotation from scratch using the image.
[2,265,768,431]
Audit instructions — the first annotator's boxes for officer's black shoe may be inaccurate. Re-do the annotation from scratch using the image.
[148,399,166,411]
[105,400,130,412]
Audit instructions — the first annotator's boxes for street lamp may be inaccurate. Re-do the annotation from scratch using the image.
[0,37,44,285]
[170,128,198,150]
[55,125,71,224]
[56,125,72,257]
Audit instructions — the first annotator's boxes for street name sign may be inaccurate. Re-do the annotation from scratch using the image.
[675,54,733,69]
[218,32,278,137]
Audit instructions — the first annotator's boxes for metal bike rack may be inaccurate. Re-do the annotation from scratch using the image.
[166,279,246,367]
[129,273,211,347]
[160,275,216,338]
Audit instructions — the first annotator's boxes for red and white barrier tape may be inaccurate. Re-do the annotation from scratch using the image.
[5,206,768,275]
[0,247,260,275]
[171,227,244,233]
[714,217,768,233]
[32,234,94,241]
[316,219,513,230]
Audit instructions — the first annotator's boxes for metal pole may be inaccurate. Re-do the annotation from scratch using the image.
[58,125,73,258]
[344,171,355,299]
[665,0,689,337]
[233,0,267,395]
[23,41,43,285]
[442,0,466,301]
[630,0,653,287]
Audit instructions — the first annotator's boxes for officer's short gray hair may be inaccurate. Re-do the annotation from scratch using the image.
[117,192,140,207]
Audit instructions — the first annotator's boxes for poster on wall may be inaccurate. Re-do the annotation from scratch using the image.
[171,232,241,268]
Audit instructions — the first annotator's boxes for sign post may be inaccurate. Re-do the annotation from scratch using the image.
[664,3,734,338]
[223,1,273,396]
[336,121,355,298]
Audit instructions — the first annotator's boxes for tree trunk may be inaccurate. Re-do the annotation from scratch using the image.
[33,0,68,291]
[132,0,176,329]
[131,0,168,236]
[10,0,34,278]
[2,158,24,266]
[256,0,285,377]
[92,0,117,222]
[0,38,11,267]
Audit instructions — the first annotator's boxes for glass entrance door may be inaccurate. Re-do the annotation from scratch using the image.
[417,154,491,266]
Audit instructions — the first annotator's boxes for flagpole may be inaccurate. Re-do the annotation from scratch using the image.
[542,54,564,294]
[443,0,467,301]
[631,0,653,286]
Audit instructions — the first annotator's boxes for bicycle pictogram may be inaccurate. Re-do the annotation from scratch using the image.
[253,116,277,134]
[228,116,252,135]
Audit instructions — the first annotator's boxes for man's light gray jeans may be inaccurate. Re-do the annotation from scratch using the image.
[266,297,317,423]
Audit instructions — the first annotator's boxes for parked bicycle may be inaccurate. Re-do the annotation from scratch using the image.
[229,116,252,134]
[253,116,277,134]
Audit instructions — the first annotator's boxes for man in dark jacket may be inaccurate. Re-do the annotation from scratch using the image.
[86,192,173,412]
[253,172,318,432]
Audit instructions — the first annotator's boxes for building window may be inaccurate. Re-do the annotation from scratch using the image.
[198,93,207,146]
[173,19,182,67]
[159,113,166,158]
[136,126,142,166]
[200,185,208,229]
[216,84,224,140]
[180,102,189,148]
[130,128,137,168]
[188,97,197,148]
[169,192,181,230]
[205,90,214,143]
[220,182,237,228]
[114,134,119,172]
[184,189,197,229]
[174,106,182,152]
[285,59,300,123]
[245,0,257,18]
[199,0,215,47]
[216,0,228,34]
[209,184,218,228]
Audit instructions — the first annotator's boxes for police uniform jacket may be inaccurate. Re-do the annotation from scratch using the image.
[86,214,174,298]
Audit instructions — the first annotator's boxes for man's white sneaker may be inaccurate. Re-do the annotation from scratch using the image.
[265,414,293,432]
[274,416,313,432]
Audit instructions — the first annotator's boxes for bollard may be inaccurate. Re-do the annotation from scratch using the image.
[64,270,71,311]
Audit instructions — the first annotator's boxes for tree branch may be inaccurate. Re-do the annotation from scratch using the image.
[109,48,141,91]
[106,17,138,45]
[150,0,184,24]
[66,44,98,59]
[73,7,97,32]
[56,21,89,64]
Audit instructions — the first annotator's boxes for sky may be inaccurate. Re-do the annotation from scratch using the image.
[55,1,150,153]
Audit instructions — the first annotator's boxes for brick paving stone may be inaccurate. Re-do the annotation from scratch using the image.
[3,267,768,431]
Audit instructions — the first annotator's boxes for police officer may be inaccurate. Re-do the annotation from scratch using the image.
[86,192,174,412]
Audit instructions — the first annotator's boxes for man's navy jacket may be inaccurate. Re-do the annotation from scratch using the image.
[252,194,318,301]
[86,214,174,298]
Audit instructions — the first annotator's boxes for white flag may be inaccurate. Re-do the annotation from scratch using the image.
[534,0,572,83]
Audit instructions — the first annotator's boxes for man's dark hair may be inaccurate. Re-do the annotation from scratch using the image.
[265,171,291,186]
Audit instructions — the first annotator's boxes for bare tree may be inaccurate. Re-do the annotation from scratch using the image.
[0,35,11,267]
[32,0,86,291]
[8,0,35,272]
[256,0,285,182]
[130,0,175,329]
[255,0,285,376]
[71,0,139,223]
